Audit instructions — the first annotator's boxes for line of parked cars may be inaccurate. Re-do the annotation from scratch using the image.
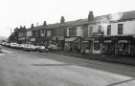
[0,44,2,53]
[1,42,49,52]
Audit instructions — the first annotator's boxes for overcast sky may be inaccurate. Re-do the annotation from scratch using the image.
[0,0,135,37]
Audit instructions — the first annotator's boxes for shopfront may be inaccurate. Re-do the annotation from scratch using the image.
[80,40,92,54]
[64,37,81,52]
[102,36,115,55]
[102,35,135,56]
[52,36,65,50]
[116,40,130,56]
[115,35,135,56]
[93,37,103,54]
[130,38,135,56]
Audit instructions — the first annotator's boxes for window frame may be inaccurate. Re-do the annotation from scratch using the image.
[118,24,123,35]
[107,25,111,35]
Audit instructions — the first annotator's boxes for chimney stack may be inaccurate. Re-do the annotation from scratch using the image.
[60,16,65,24]
[31,24,34,28]
[43,21,47,26]
[88,11,94,21]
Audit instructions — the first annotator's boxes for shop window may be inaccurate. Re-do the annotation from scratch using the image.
[94,43,100,50]
[32,31,36,36]
[118,24,123,35]
[107,25,111,35]
[37,30,40,37]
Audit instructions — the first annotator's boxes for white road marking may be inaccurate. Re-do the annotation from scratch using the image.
[0,53,5,56]
[1,50,13,54]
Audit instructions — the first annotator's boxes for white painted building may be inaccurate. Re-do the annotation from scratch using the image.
[105,11,135,36]
[108,20,135,36]
[76,26,83,37]
[26,30,32,37]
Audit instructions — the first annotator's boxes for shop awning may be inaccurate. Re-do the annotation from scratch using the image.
[30,38,36,42]
[82,41,89,43]
[65,37,79,42]
[52,36,64,41]
[84,37,93,41]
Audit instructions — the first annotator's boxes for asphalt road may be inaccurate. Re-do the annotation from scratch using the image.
[0,47,135,86]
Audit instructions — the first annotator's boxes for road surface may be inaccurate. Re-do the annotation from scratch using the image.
[0,47,135,86]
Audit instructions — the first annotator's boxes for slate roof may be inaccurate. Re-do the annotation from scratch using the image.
[65,19,88,26]
[114,10,135,21]
[105,10,135,22]
[26,10,135,31]
[46,23,62,29]
[27,25,45,31]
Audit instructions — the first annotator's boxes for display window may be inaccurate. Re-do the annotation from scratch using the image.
[94,43,100,51]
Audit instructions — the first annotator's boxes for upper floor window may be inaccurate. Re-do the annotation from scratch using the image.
[40,29,45,37]
[35,30,40,37]
[118,24,123,35]
[47,30,52,37]
[66,28,69,37]
[76,26,83,37]
[27,31,32,37]
[32,31,36,36]
[69,27,76,36]
[107,25,111,35]
[89,26,93,34]
[97,25,102,34]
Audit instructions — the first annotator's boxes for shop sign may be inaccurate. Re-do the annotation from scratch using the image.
[118,40,128,43]
[30,38,35,41]
[65,37,77,42]
[19,37,25,40]
[82,41,89,43]
[58,36,64,40]
[104,40,112,43]
[94,40,99,43]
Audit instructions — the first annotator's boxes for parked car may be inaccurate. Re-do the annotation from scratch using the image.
[1,42,7,46]
[36,45,48,52]
[48,44,59,50]
[23,44,37,51]
[0,45,2,53]
[17,44,24,49]
[10,43,19,48]
[5,42,10,47]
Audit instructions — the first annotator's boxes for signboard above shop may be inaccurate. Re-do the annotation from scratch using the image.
[118,40,128,43]
[104,40,112,43]
[30,38,36,42]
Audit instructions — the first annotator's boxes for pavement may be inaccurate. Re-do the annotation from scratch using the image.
[51,50,135,66]
[0,47,135,86]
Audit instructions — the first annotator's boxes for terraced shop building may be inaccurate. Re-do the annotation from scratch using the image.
[102,11,135,56]
[16,10,135,56]
[18,26,27,44]
[26,24,46,45]
[102,35,135,56]
[24,11,108,54]
[80,10,135,56]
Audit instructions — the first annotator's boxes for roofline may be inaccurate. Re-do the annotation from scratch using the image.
[25,10,135,31]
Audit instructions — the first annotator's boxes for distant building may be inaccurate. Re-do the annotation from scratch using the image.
[18,26,26,44]
[26,23,46,45]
